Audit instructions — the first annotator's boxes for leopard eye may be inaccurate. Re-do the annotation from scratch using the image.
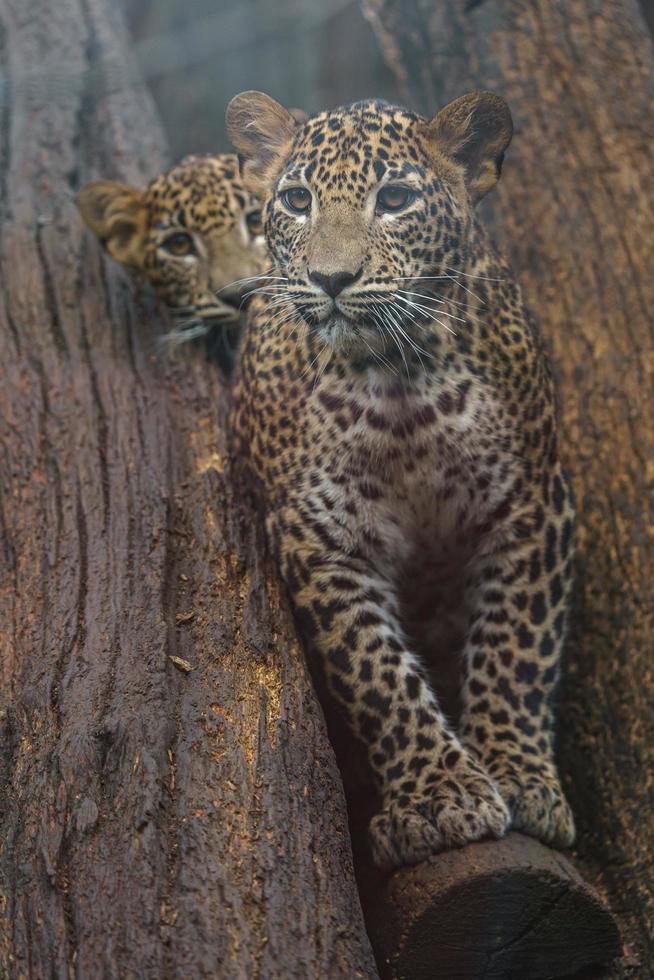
[281,187,312,214]
[162,232,195,257]
[376,185,416,214]
[246,210,264,236]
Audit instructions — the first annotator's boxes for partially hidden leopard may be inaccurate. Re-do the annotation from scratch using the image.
[226,90,576,868]
[77,154,266,362]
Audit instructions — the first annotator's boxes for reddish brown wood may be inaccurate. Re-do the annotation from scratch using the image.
[0,1,377,977]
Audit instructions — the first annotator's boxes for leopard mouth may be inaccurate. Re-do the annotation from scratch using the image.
[202,307,241,327]
[300,302,380,347]
[173,295,242,330]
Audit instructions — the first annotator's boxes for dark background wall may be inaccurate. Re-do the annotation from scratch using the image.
[123,0,400,162]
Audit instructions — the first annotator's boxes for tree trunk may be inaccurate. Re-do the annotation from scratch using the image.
[362,1,654,976]
[0,2,377,977]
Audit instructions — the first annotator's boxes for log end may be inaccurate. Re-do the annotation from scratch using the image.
[363,833,621,980]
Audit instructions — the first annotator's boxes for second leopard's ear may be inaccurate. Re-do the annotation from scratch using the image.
[428,91,513,203]
[77,181,149,269]
[226,91,298,197]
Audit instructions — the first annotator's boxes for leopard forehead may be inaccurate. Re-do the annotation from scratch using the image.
[145,153,252,232]
[278,100,445,196]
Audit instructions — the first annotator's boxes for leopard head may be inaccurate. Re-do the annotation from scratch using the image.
[77,154,266,335]
[226,92,512,352]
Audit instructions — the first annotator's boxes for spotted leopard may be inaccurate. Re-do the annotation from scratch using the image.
[77,154,266,359]
[226,90,576,868]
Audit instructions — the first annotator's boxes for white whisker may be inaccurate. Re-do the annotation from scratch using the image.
[394,290,467,323]
[391,275,451,282]
[215,272,288,298]
[374,302,410,377]
[241,284,290,300]
[361,333,398,375]
[394,294,457,337]
[159,323,210,347]
[302,341,328,379]
[312,344,334,392]
[385,304,431,365]
[445,265,504,282]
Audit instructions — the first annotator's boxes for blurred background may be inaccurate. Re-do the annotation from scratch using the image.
[124,0,400,161]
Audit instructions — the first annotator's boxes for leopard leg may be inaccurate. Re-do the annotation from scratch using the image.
[278,532,510,869]
[459,490,576,848]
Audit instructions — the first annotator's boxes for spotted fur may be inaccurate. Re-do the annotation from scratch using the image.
[77,154,265,349]
[227,91,576,868]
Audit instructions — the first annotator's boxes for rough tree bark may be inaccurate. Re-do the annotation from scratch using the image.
[362,0,654,976]
[0,1,377,977]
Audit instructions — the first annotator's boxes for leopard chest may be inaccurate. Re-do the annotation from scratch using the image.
[284,368,522,569]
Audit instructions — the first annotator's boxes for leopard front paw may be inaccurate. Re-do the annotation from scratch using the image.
[368,762,510,869]
[490,760,576,848]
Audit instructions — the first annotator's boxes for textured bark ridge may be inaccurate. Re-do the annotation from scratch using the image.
[362,1,654,977]
[0,1,377,977]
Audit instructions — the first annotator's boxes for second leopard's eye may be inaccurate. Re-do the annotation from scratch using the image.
[376,185,416,214]
[162,232,195,257]
[281,187,312,214]
[246,210,264,236]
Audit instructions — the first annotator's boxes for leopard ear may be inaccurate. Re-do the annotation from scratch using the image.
[226,91,297,196]
[76,180,149,269]
[289,107,309,125]
[428,91,513,203]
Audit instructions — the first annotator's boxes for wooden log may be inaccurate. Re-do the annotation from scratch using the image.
[361,0,654,976]
[335,726,619,979]
[361,834,620,980]
[0,1,377,977]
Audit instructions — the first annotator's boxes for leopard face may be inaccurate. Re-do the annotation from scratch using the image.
[227,93,510,353]
[77,154,266,333]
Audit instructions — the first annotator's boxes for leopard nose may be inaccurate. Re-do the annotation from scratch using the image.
[309,267,362,298]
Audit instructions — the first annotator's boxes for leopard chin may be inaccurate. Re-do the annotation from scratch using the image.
[306,310,383,353]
